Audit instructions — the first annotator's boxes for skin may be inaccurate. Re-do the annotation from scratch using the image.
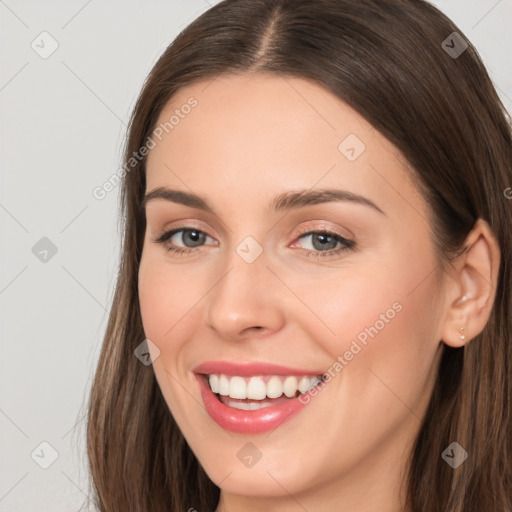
[138,73,499,512]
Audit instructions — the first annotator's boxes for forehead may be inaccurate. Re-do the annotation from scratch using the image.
[149,72,376,163]
[145,73,428,222]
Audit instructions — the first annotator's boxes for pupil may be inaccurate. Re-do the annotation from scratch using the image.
[313,233,336,251]
[185,229,204,247]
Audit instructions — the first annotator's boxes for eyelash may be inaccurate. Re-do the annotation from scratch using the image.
[152,224,356,259]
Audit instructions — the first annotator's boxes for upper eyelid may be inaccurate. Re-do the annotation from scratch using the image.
[153,226,214,244]
[155,217,353,237]
[146,208,356,241]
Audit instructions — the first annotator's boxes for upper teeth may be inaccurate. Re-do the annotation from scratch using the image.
[208,374,321,400]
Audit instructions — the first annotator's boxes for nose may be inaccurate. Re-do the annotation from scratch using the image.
[203,245,286,341]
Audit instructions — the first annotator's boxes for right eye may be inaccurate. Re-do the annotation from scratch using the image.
[153,227,216,255]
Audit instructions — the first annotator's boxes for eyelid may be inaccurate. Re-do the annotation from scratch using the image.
[152,222,217,245]
[154,220,215,239]
[155,220,352,243]
[291,222,354,241]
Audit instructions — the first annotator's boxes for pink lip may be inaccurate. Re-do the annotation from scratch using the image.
[195,374,318,434]
[192,360,322,377]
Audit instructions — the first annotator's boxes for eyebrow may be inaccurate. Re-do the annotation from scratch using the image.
[141,187,385,215]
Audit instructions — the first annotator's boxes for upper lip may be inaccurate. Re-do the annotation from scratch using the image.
[192,361,323,377]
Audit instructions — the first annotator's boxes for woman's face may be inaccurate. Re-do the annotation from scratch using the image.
[138,73,448,507]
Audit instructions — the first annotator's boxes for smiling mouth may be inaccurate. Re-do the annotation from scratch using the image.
[204,373,322,410]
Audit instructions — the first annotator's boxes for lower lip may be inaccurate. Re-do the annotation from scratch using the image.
[196,374,317,434]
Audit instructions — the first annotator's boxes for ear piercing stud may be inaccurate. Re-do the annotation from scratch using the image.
[458,327,465,341]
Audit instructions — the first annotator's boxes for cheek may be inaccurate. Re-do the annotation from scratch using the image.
[294,259,405,356]
[138,256,208,422]
[305,247,443,420]
[138,255,204,344]
[298,232,439,366]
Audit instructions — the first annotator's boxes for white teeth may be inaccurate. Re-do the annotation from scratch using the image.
[229,376,246,399]
[246,376,267,400]
[248,401,272,410]
[228,399,249,410]
[298,376,311,393]
[266,376,283,399]
[219,375,230,396]
[222,397,275,410]
[310,376,321,388]
[208,373,322,400]
[209,374,219,394]
[283,376,299,398]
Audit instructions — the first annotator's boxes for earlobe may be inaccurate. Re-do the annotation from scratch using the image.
[442,309,468,348]
[440,219,500,348]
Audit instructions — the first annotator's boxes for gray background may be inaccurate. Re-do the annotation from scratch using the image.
[1,1,511,511]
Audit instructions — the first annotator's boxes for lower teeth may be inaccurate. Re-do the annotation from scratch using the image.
[218,394,291,410]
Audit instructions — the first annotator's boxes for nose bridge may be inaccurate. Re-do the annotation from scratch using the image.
[203,233,285,339]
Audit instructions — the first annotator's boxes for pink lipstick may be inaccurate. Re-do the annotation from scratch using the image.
[193,361,324,434]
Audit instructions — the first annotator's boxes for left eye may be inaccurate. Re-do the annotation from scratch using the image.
[298,231,346,250]
[292,230,356,258]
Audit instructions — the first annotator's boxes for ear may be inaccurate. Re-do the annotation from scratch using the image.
[440,219,500,348]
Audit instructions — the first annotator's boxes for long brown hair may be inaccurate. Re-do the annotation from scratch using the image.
[86,1,512,510]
